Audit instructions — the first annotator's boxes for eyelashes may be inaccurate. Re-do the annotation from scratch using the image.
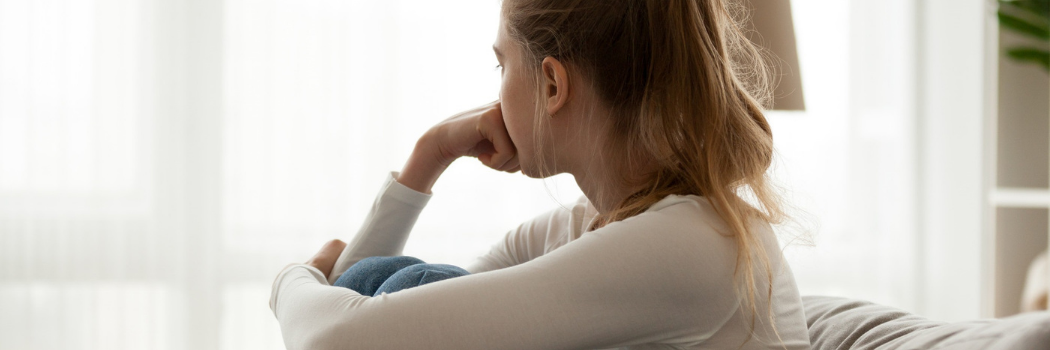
[494,64,503,71]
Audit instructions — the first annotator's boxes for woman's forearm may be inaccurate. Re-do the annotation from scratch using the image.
[325,170,433,284]
[397,100,517,193]
[397,131,450,194]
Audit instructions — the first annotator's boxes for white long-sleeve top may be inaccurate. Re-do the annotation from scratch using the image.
[269,171,811,350]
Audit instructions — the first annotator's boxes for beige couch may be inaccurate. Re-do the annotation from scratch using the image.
[803,296,1050,349]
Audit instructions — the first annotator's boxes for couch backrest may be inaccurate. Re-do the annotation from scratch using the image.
[802,296,1050,350]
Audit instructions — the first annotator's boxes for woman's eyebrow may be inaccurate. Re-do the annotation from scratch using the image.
[492,45,503,58]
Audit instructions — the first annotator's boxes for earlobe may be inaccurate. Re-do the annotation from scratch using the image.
[541,57,569,117]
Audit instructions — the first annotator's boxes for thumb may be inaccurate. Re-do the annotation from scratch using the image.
[308,239,347,277]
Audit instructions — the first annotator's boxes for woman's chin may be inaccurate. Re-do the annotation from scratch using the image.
[518,164,541,179]
[520,165,559,179]
[519,168,539,179]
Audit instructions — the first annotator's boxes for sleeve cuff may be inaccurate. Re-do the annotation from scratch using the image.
[269,264,328,314]
[385,171,433,209]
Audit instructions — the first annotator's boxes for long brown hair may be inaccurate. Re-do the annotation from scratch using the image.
[503,0,788,346]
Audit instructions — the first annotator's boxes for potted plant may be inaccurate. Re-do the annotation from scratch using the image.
[998,0,1049,71]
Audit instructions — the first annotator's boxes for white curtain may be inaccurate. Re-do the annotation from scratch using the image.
[773,0,922,314]
[0,0,935,349]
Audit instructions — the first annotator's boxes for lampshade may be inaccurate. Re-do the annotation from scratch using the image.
[742,0,805,111]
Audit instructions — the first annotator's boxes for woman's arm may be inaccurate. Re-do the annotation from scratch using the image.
[325,171,433,284]
[326,100,518,283]
[464,195,595,274]
[396,100,519,195]
[462,209,552,274]
[271,203,741,350]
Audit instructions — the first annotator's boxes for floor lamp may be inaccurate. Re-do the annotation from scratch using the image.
[744,0,806,111]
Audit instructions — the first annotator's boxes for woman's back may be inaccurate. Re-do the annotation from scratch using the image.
[272,173,810,349]
[466,193,810,349]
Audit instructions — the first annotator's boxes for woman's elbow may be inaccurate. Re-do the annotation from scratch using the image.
[295,328,343,350]
[296,316,376,350]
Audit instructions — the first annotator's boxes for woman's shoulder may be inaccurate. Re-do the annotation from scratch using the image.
[623,194,733,233]
[573,193,729,231]
[645,194,777,237]
[562,193,782,254]
[586,194,783,257]
[627,194,791,275]
[522,194,726,253]
[533,195,599,249]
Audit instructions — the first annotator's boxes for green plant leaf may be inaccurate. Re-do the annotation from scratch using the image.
[1006,47,1050,71]
[999,0,1050,22]
[999,11,1050,40]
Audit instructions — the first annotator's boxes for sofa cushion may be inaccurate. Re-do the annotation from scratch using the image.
[802,295,1050,350]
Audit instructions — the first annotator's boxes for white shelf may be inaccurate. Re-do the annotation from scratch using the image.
[991,188,1050,208]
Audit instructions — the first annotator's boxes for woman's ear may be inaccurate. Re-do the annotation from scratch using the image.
[541,56,570,117]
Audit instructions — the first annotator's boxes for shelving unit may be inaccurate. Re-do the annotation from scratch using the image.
[985,7,1050,317]
[991,188,1050,208]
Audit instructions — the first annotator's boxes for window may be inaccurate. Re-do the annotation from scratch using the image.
[0,0,935,348]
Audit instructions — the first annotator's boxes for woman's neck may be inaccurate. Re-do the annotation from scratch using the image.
[553,94,657,215]
[570,147,656,215]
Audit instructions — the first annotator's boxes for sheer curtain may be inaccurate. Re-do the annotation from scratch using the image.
[774,0,921,313]
[1,0,932,349]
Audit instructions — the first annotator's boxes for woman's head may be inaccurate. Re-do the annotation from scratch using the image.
[494,11,615,180]
[496,0,787,346]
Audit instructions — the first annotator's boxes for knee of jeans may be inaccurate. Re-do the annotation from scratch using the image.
[357,255,426,268]
[396,263,470,283]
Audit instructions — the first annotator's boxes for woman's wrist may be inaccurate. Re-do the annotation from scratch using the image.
[397,131,452,194]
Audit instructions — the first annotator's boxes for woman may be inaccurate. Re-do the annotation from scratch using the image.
[269,0,810,349]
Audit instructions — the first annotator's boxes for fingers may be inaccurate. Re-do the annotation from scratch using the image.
[486,101,521,174]
[433,99,517,172]
[476,107,517,171]
[500,153,520,173]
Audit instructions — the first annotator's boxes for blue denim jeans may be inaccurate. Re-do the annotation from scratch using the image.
[332,256,470,296]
